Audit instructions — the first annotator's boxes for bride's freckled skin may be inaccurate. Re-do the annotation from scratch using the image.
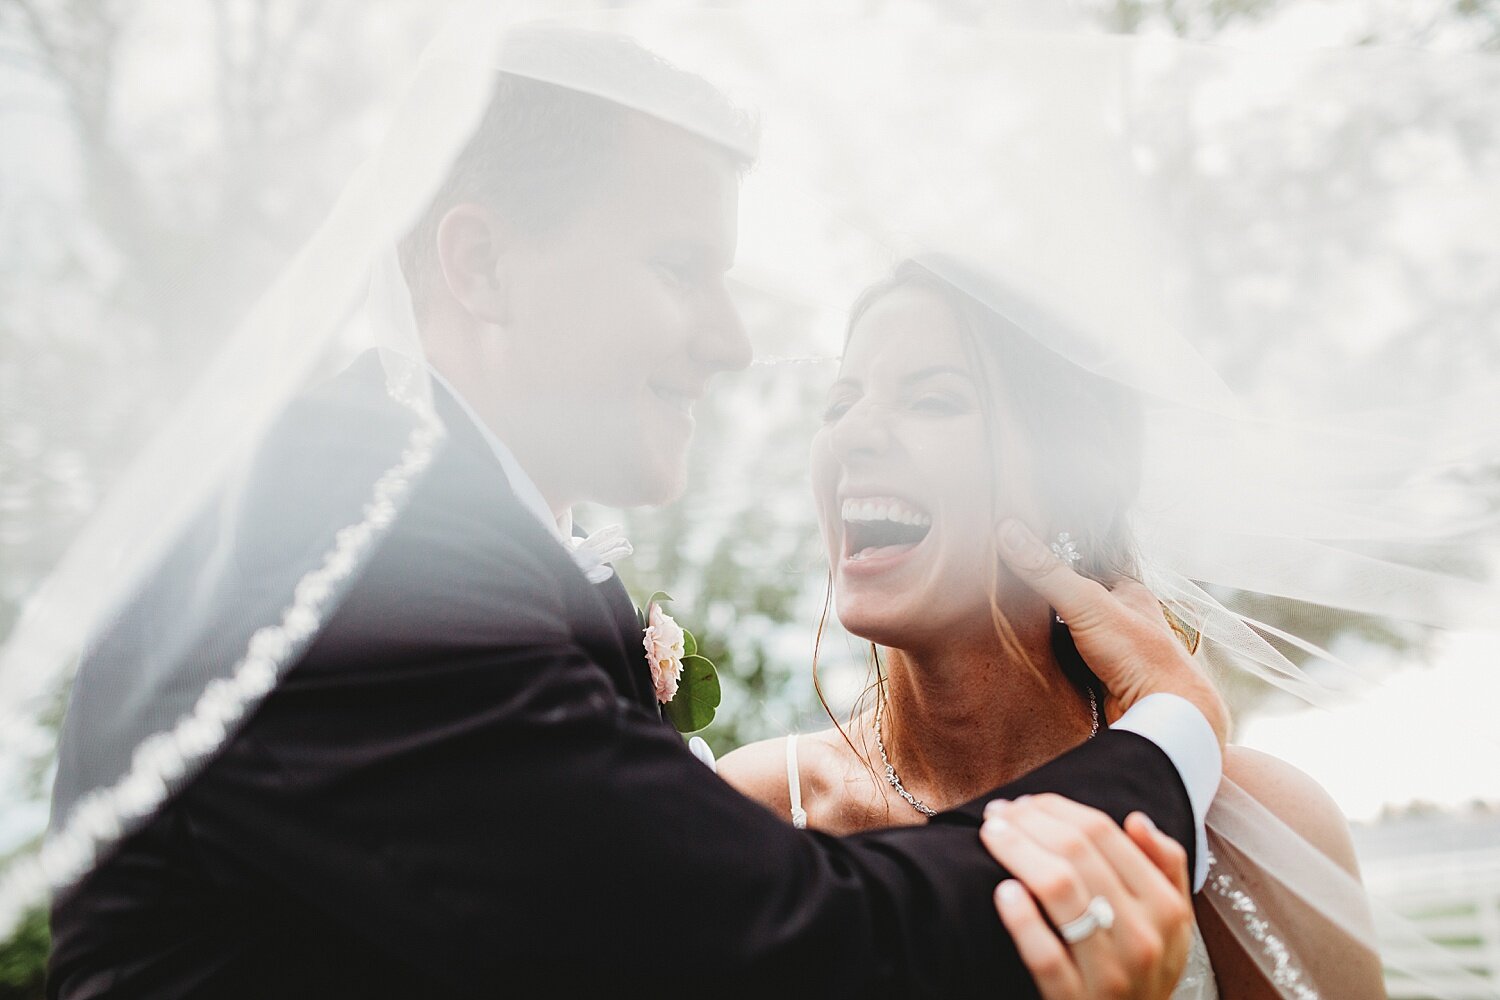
[810,286,1048,659]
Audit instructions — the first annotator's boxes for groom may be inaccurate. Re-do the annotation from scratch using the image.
[48,28,1226,999]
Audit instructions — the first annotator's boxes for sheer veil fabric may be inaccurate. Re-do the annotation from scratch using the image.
[1,5,1497,996]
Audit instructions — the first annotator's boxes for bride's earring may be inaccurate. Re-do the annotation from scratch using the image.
[1049,530,1081,568]
[1050,531,1081,624]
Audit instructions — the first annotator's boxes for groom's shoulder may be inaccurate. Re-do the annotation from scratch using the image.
[236,354,565,602]
[258,353,427,478]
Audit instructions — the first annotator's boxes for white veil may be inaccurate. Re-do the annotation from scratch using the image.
[1,4,1496,997]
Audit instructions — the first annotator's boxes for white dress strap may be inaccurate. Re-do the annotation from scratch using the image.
[785,735,808,829]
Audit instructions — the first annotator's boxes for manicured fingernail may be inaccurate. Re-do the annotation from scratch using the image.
[1000,520,1029,553]
[998,879,1024,906]
[982,817,1008,837]
[1138,812,1158,832]
[984,799,1009,819]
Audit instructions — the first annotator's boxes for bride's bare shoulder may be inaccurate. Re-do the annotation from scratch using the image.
[715,736,793,811]
[716,728,858,819]
[1223,745,1360,876]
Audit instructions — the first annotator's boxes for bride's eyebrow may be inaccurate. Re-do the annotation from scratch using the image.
[901,365,972,385]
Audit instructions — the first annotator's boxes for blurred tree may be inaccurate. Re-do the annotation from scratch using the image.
[1085,0,1500,48]
[0,0,441,977]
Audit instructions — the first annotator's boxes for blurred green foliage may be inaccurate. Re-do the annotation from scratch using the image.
[0,908,46,1000]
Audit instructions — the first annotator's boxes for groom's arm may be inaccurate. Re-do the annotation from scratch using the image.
[171,523,1204,999]
[937,692,1219,891]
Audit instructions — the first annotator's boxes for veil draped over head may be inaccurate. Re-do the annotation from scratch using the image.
[2,4,1497,997]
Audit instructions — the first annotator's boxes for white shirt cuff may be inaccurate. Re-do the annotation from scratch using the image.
[1112,693,1221,891]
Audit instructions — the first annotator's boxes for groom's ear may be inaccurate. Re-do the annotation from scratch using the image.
[435,203,513,326]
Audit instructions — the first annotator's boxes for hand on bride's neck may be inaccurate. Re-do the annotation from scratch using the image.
[877,618,1097,810]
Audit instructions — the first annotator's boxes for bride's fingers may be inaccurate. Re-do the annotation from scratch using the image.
[995,879,1085,1000]
[1124,812,1192,901]
[980,803,1094,932]
[1022,796,1194,961]
[1122,815,1195,986]
[988,799,1146,930]
[986,797,1189,993]
[995,520,1113,631]
[980,802,1149,986]
[1028,794,1188,908]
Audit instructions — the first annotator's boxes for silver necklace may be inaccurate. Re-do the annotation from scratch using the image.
[875,686,1101,819]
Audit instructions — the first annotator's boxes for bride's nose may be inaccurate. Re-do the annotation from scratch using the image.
[828,399,893,462]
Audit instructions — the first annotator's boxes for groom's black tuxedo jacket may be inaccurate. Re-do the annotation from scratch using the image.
[48,355,1197,999]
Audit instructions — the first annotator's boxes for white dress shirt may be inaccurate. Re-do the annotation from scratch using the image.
[427,366,572,541]
[1114,694,1220,890]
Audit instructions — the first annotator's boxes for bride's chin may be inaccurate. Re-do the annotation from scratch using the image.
[835,605,917,650]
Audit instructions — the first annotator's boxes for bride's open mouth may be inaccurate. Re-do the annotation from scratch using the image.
[841,496,933,566]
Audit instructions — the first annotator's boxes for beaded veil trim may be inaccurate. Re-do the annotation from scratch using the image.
[1204,851,1319,1000]
[0,369,441,929]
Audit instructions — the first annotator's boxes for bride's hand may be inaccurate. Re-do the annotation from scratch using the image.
[995,519,1229,749]
[982,795,1194,1000]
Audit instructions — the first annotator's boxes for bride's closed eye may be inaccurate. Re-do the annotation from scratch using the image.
[821,396,855,423]
[908,390,970,415]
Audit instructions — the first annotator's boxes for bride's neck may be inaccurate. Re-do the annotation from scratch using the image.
[874,613,1096,810]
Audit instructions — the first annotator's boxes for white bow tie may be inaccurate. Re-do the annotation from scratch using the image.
[566,524,633,584]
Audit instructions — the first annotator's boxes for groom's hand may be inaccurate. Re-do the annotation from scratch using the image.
[995,520,1229,750]
[981,796,1194,1000]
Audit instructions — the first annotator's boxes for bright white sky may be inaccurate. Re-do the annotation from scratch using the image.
[1240,629,1500,822]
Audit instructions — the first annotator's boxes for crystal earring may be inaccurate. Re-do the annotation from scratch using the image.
[1050,531,1081,624]
[1050,531,1081,568]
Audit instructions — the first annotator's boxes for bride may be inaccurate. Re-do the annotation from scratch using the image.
[718,258,1388,999]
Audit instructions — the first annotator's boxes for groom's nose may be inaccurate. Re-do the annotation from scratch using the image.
[689,286,752,373]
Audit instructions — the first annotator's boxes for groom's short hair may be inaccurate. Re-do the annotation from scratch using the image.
[399,28,756,321]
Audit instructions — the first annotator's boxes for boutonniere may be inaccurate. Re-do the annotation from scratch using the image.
[638,592,720,734]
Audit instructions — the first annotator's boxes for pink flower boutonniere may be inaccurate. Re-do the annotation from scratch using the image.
[643,603,686,704]
[637,592,720,734]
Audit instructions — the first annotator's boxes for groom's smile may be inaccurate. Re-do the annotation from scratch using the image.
[647,382,701,420]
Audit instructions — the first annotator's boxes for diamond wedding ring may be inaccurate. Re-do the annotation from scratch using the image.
[1058,895,1116,944]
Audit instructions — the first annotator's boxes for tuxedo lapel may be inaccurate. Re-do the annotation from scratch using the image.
[572,524,663,719]
[559,571,650,715]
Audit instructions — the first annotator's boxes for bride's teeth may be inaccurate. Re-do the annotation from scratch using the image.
[841,497,931,526]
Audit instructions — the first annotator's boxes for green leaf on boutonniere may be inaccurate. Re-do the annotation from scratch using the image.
[664,653,720,734]
[682,628,697,658]
[637,592,672,629]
